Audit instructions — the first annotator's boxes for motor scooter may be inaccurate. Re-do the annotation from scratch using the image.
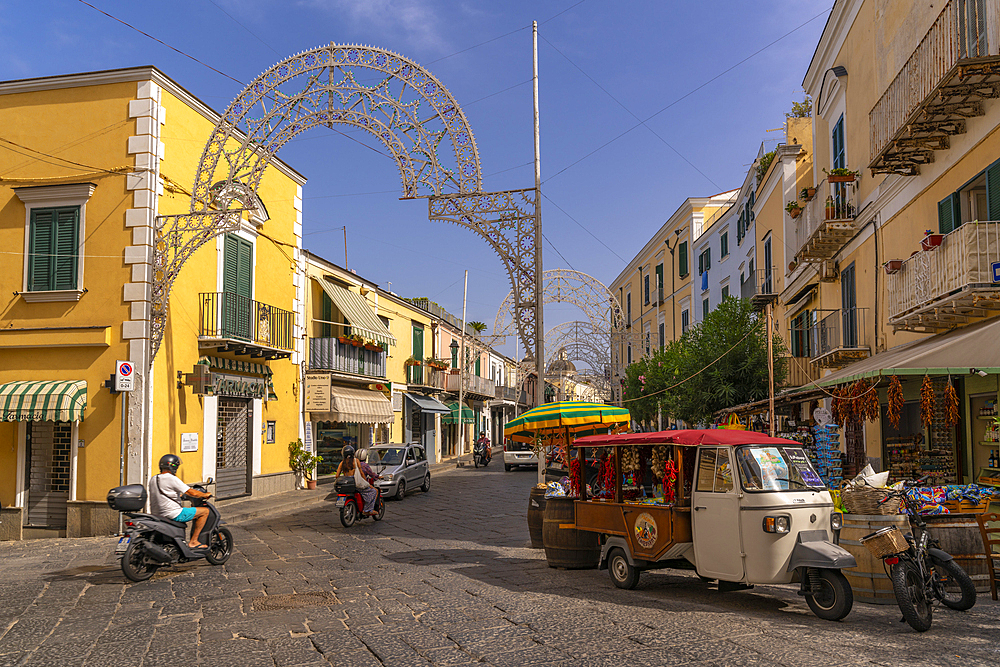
[473,439,492,468]
[107,479,233,582]
[335,476,385,527]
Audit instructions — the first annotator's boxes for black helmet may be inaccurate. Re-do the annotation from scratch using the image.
[342,445,356,461]
[159,454,181,473]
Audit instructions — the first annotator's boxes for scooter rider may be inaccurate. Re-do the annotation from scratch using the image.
[148,454,211,549]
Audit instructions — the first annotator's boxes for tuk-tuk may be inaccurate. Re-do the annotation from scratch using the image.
[567,429,857,621]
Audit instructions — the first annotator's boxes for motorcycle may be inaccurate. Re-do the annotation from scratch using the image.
[107,479,233,582]
[473,439,492,468]
[335,476,385,527]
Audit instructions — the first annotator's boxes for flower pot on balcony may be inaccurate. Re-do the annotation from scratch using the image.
[884,260,903,274]
[788,261,798,273]
[805,187,816,199]
[338,336,351,344]
[828,174,856,183]
[921,234,943,251]
[364,344,380,351]
[788,207,802,219]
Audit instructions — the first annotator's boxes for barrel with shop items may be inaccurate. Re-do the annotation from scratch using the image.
[839,513,910,604]
[527,486,546,549]
[924,513,990,594]
[542,496,599,569]
[107,484,147,511]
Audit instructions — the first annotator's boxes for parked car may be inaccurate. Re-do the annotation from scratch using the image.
[503,440,538,471]
[368,444,431,500]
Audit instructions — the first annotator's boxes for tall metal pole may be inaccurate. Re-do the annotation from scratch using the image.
[533,20,545,485]
[458,270,468,465]
[766,301,775,437]
[342,226,348,270]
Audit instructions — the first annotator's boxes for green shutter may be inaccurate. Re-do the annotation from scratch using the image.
[938,194,958,234]
[475,357,481,377]
[986,161,1000,221]
[53,207,79,291]
[655,263,663,289]
[223,235,239,293]
[28,207,79,292]
[28,209,55,291]
[223,234,252,297]
[678,242,688,276]
[721,232,728,257]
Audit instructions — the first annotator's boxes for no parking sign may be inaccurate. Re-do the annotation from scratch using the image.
[115,360,134,392]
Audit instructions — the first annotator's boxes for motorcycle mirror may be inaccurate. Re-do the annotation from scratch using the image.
[206,477,214,485]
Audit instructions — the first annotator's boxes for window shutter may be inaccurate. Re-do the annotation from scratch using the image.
[237,238,253,299]
[986,160,1000,222]
[223,235,239,293]
[698,252,704,275]
[938,194,958,234]
[705,248,711,271]
[655,263,663,289]
[28,209,55,291]
[53,207,79,290]
[678,242,688,276]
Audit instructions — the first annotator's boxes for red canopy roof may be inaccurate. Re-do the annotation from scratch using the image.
[573,429,801,448]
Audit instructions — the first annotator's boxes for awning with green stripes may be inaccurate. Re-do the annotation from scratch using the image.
[316,278,396,347]
[442,401,474,425]
[0,380,88,422]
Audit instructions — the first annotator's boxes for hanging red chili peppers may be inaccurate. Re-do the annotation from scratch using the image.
[569,458,582,497]
[663,459,677,504]
[920,374,935,427]
[887,375,903,429]
[861,379,881,423]
[944,375,960,427]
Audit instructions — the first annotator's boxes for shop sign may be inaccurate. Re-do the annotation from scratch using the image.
[180,433,198,452]
[813,407,832,426]
[305,373,331,412]
[992,261,1000,283]
[634,512,658,550]
[213,372,267,399]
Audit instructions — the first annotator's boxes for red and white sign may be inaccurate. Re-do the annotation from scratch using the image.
[115,360,134,392]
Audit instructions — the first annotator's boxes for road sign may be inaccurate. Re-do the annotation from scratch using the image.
[992,261,1000,283]
[115,360,134,392]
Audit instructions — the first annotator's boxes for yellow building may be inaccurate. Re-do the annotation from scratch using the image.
[0,67,305,540]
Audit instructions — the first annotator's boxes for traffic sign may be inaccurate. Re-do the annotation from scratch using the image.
[992,261,1000,283]
[115,360,134,392]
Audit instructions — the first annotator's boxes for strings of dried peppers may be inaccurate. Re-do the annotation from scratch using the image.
[860,379,880,422]
[887,375,903,429]
[569,458,582,497]
[944,375,960,427]
[920,374,935,427]
[663,459,677,504]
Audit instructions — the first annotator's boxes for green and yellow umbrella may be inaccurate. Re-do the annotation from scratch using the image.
[504,401,630,443]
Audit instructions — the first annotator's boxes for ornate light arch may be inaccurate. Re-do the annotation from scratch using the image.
[151,44,541,372]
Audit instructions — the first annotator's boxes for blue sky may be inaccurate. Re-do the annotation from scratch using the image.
[2,0,830,361]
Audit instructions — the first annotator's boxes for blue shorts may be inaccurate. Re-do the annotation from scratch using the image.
[174,507,197,522]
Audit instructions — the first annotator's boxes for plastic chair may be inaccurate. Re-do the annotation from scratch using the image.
[977,511,1000,601]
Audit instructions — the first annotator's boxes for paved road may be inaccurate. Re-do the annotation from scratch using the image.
[1,463,998,667]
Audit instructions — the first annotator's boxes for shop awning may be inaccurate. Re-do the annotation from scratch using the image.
[817,317,1000,387]
[316,278,396,347]
[0,380,87,422]
[442,401,474,424]
[312,386,393,424]
[404,393,450,414]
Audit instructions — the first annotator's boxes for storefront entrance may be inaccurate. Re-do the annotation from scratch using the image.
[24,421,71,529]
[216,398,252,498]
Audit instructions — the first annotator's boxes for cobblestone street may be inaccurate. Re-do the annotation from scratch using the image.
[1,463,998,667]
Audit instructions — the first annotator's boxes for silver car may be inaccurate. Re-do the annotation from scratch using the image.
[368,444,430,501]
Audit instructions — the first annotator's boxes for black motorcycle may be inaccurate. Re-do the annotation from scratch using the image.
[473,440,491,468]
[107,479,233,582]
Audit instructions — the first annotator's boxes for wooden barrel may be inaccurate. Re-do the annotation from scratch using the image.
[527,486,546,549]
[542,497,599,569]
[923,514,990,594]
[840,513,910,605]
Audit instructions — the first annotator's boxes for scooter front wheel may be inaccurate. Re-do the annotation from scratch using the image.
[121,539,158,582]
[372,497,385,521]
[340,501,358,527]
[205,527,234,565]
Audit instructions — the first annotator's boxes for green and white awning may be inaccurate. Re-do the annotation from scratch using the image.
[442,401,474,425]
[0,380,88,422]
[316,278,396,347]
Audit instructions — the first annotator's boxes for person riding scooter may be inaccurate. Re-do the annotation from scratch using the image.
[335,446,379,515]
[148,454,211,549]
[473,434,492,467]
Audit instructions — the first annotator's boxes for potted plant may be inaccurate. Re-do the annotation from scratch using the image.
[337,334,351,344]
[404,356,421,367]
[289,439,323,490]
[785,200,803,219]
[800,186,817,201]
[884,259,903,274]
[921,229,944,251]
[824,167,859,183]
[364,340,382,351]
[349,334,365,347]
[788,260,798,273]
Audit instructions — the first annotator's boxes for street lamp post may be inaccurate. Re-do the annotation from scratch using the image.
[664,228,681,342]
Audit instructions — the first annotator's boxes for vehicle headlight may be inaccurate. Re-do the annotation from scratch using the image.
[830,512,843,531]
[381,473,393,481]
[763,515,791,533]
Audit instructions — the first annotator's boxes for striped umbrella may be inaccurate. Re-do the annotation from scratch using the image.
[504,401,630,443]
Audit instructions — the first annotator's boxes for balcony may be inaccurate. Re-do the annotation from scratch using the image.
[870,0,1000,175]
[199,292,293,359]
[782,356,823,389]
[494,385,528,404]
[794,179,860,263]
[807,308,871,369]
[406,364,449,389]
[886,221,1000,331]
[309,337,386,377]
[445,371,496,399]
[740,266,778,310]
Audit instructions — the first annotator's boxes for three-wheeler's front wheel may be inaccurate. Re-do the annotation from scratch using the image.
[805,569,853,621]
[608,548,640,590]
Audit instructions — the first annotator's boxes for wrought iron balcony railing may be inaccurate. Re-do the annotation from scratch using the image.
[803,308,870,369]
[445,371,496,398]
[309,337,386,377]
[870,0,1000,175]
[795,179,860,263]
[199,292,294,355]
[740,266,778,309]
[886,221,1000,331]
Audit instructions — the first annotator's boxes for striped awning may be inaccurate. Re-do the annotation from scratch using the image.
[0,380,88,422]
[311,386,393,424]
[316,278,396,347]
[442,401,474,425]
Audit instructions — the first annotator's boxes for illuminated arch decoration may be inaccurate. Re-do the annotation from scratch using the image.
[151,44,541,370]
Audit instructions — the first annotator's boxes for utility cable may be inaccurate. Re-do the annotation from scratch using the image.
[0,137,131,175]
[542,232,575,271]
[204,0,281,56]
[542,192,626,263]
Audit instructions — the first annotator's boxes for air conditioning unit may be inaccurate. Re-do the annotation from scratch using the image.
[819,260,839,282]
